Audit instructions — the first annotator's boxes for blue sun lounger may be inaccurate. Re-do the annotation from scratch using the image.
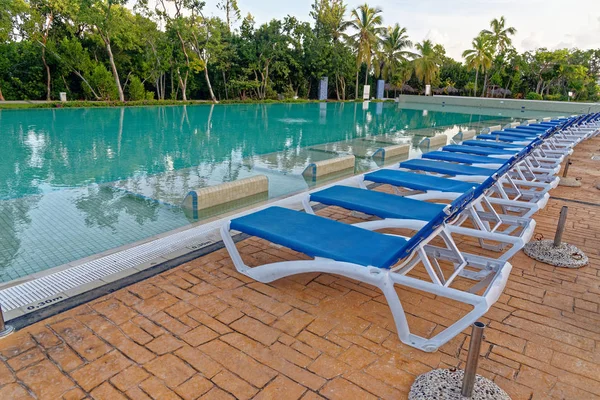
[358,165,551,222]
[303,184,535,262]
[221,187,512,352]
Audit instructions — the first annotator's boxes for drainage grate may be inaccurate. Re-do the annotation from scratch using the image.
[0,225,218,312]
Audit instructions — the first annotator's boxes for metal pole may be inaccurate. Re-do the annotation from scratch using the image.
[461,322,485,398]
[562,157,572,178]
[0,304,15,339]
[553,206,569,247]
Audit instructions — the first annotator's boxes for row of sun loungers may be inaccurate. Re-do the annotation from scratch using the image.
[220,113,600,352]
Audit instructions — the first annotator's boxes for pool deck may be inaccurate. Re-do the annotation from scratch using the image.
[0,138,599,400]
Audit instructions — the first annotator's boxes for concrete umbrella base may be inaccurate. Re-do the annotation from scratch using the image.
[524,239,588,268]
[558,177,581,187]
[409,369,511,400]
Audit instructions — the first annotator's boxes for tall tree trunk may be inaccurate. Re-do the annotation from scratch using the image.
[204,64,217,103]
[42,13,54,101]
[177,68,188,101]
[222,70,228,100]
[334,74,340,101]
[480,71,488,97]
[0,85,4,101]
[104,37,125,101]
[536,79,543,94]
[473,68,479,97]
[364,63,369,85]
[176,31,190,101]
[355,70,359,99]
[503,75,512,98]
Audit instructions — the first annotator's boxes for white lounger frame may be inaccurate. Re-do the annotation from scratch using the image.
[221,220,512,352]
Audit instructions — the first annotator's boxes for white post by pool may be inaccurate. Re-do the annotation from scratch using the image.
[0,303,15,339]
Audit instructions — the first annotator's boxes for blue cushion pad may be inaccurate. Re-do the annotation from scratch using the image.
[423,151,507,165]
[463,140,524,149]
[443,144,517,156]
[477,134,535,142]
[364,170,477,193]
[400,159,497,176]
[310,185,446,221]
[230,206,408,269]
[498,129,540,137]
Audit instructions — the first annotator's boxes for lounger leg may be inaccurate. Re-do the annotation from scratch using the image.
[378,274,411,343]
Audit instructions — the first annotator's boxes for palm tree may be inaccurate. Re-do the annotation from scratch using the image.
[376,24,415,83]
[462,34,494,97]
[391,61,413,96]
[413,40,441,87]
[481,16,517,54]
[348,3,384,98]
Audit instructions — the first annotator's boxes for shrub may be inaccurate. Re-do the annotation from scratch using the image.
[525,92,543,100]
[128,76,146,101]
[86,64,118,100]
[544,94,561,101]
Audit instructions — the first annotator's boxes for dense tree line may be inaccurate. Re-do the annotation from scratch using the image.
[1,0,599,102]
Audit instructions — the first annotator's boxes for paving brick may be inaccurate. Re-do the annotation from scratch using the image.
[254,375,307,400]
[62,387,87,400]
[120,321,154,345]
[344,371,407,400]
[47,343,84,372]
[0,383,35,400]
[90,382,128,400]
[139,376,182,400]
[319,378,377,400]
[30,327,62,349]
[7,347,45,371]
[145,354,195,388]
[515,365,557,392]
[50,318,111,362]
[273,309,315,336]
[181,325,219,347]
[308,354,350,379]
[92,298,139,325]
[0,359,16,386]
[175,374,214,400]
[212,370,259,399]
[175,345,222,378]
[147,334,185,355]
[71,351,131,391]
[337,345,378,370]
[199,339,276,388]
[126,387,153,400]
[199,387,235,400]
[110,365,150,391]
[230,316,281,346]
[0,332,36,359]
[16,360,76,400]
[270,342,312,368]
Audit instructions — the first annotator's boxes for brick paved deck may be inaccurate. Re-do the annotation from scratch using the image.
[1,138,599,400]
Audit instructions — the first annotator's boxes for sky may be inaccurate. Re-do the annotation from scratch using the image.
[201,0,600,60]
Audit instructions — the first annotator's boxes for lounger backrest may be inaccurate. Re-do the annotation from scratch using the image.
[396,187,479,260]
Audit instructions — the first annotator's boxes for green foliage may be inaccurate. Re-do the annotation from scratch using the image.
[87,64,118,100]
[127,76,146,101]
[544,94,561,101]
[0,3,598,104]
[526,92,543,100]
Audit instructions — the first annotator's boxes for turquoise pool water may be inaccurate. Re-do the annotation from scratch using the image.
[0,102,545,283]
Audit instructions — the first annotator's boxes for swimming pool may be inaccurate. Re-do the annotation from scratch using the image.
[0,102,553,283]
